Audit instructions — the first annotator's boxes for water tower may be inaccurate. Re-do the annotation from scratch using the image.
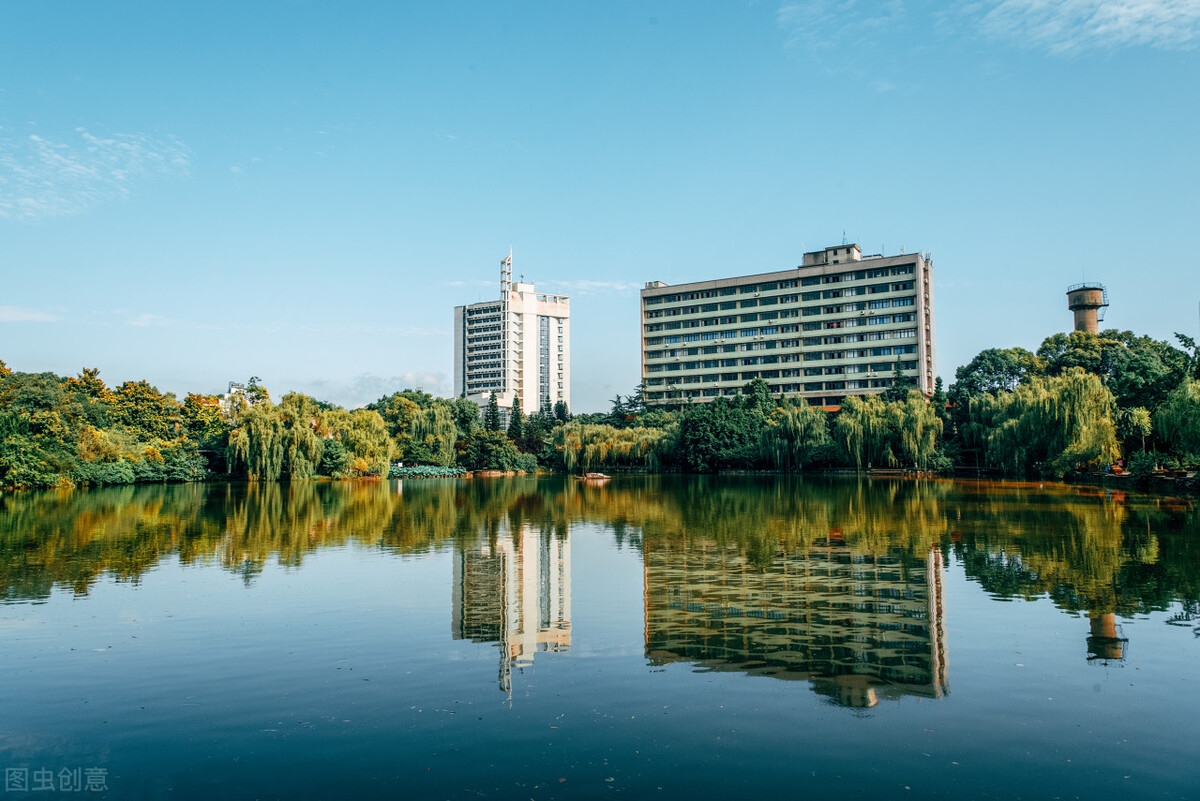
[1066,283,1109,334]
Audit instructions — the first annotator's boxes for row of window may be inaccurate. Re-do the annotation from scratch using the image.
[645,287,915,319]
[643,264,917,305]
[649,359,911,376]
[805,344,918,361]
[645,302,916,334]
[646,327,920,350]
[645,330,918,361]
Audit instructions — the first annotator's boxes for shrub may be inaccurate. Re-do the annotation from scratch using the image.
[1128,451,1157,485]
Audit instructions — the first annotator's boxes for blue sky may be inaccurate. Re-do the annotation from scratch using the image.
[2,1,1198,411]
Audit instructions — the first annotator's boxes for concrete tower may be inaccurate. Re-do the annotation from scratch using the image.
[1066,283,1109,334]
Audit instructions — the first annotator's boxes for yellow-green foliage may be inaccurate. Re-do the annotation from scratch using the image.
[889,393,943,469]
[833,394,893,469]
[551,422,673,473]
[410,403,457,466]
[328,408,394,477]
[759,401,830,470]
[977,368,1120,476]
[832,392,943,470]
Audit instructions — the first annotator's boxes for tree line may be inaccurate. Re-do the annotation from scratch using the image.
[2,326,1197,490]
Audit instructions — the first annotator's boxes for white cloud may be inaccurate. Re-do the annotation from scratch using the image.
[982,0,1200,53]
[538,279,641,296]
[777,0,1200,54]
[0,126,190,221]
[292,372,454,408]
[0,305,60,322]
[777,0,907,48]
[128,313,168,327]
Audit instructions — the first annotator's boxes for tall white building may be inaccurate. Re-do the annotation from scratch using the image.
[454,253,570,420]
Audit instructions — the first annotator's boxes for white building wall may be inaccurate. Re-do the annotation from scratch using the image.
[453,263,570,419]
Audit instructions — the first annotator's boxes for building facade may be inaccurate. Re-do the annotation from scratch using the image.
[640,244,935,407]
[454,253,570,420]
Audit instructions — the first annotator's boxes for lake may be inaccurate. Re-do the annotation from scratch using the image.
[1,476,1197,800]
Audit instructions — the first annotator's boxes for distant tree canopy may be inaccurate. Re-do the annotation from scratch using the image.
[0,368,207,489]
[5,322,1196,491]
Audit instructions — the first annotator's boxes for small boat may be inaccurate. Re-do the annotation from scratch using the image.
[576,472,611,482]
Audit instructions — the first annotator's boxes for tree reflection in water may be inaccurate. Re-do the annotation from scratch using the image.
[1,476,1196,702]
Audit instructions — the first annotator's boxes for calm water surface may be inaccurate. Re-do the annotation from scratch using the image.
[1,476,1197,800]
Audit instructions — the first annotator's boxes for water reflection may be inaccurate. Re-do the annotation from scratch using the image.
[1,476,1196,704]
[644,537,946,706]
[452,523,572,693]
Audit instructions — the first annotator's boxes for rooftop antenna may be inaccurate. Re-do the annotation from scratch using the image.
[842,230,847,245]
[500,248,513,395]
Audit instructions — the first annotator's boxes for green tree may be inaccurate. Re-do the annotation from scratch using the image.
[318,438,349,476]
[760,400,830,470]
[1155,377,1200,458]
[450,396,481,440]
[888,392,944,469]
[833,394,892,470]
[548,422,673,473]
[246,376,271,405]
[740,378,775,415]
[460,430,522,471]
[883,361,916,402]
[328,408,394,476]
[181,393,228,447]
[1117,407,1152,454]
[227,404,286,480]
[409,403,457,466]
[507,396,525,440]
[952,348,1042,397]
[672,397,764,472]
[110,380,179,440]
[553,400,570,423]
[980,368,1120,477]
[484,392,502,432]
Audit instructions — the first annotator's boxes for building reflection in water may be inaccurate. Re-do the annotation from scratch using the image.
[1086,612,1127,662]
[451,523,572,693]
[643,534,948,707]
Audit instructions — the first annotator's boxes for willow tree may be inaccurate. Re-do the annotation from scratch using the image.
[277,393,326,479]
[888,392,943,469]
[549,422,672,473]
[410,403,457,466]
[227,395,328,480]
[983,368,1119,476]
[328,408,394,477]
[1155,377,1200,457]
[227,404,286,480]
[833,394,893,470]
[760,401,830,470]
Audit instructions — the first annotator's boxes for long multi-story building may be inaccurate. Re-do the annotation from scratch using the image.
[640,244,935,407]
[454,253,570,420]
